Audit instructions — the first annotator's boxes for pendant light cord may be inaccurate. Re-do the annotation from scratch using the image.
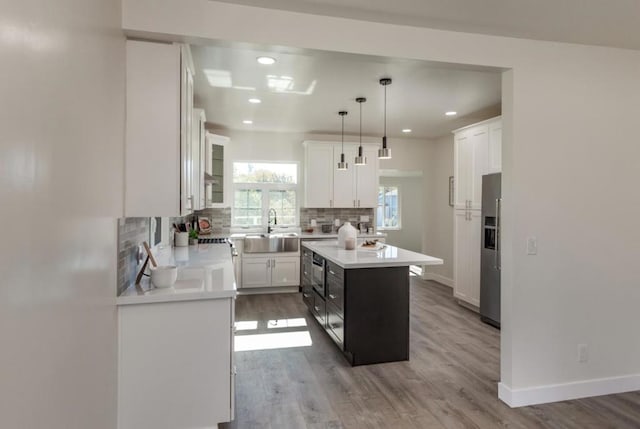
[384,84,387,137]
[342,114,345,152]
[359,101,362,145]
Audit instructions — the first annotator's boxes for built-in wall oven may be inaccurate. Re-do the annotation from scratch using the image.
[311,253,325,296]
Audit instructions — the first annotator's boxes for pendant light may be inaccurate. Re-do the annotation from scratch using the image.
[354,97,367,166]
[378,78,392,159]
[337,111,348,170]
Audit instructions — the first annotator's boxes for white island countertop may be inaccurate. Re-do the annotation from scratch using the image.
[117,243,237,305]
[301,240,443,269]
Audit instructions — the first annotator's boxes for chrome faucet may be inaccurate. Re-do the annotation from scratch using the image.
[267,209,278,233]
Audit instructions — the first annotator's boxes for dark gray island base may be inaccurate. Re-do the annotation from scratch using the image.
[301,250,410,366]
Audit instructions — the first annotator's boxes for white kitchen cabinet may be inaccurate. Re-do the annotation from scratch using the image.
[124,40,195,217]
[452,117,500,210]
[241,256,271,288]
[305,143,334,208]
[355,145,379,207]
[305,141,379,208]
[118,298,234,429]
[452,117,500,310]
[333,146,356,208]
[453,209,481,307]
[205,133,230,207]
[271,256,300,286]
[488,120,502,174]
[241,254,300,288]
[193,108,206,210]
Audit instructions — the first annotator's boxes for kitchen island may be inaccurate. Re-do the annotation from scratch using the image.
[301,241,443,366]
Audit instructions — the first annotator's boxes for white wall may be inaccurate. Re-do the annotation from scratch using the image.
[0,0,124,428]
[422,135,455,284]
[123,0,640,406]
[379,176,424,252]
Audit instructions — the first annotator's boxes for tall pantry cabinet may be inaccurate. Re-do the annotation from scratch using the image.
[453,117,501,308]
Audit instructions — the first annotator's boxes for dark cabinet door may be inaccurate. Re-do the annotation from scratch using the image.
[326,301,344,350]
[311,290,326,327]
[326,275,344,316]
[302,284,313,311]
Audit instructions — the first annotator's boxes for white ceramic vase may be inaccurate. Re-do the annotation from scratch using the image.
[337,221,357,249]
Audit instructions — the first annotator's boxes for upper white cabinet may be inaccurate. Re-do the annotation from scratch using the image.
[305,144,334,208]
[452,117,501,210]
[124,40,194,217]
[205,133,230,208]
[304,141,379,208]
[192,108,206,211]
[488,120,502,174]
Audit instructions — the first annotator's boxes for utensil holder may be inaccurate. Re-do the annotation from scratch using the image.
[175,232,189,247]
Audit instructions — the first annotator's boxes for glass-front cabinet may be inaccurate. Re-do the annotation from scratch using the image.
[205,133,229,207]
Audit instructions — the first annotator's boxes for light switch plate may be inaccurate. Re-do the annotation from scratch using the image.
[360,215,370,222]
[527,237,537,255]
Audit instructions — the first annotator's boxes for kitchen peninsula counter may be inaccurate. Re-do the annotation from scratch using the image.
[117,243,236,305]
[300,241,443,366]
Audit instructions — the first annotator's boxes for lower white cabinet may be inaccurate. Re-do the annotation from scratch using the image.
[453,209,481,307]
[118,298,234,429]
[241,255,300,288]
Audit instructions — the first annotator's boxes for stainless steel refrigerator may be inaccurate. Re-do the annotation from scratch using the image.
[480,173,501,328]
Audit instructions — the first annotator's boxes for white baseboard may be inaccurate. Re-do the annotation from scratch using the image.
[498,374,640,407]
[421,272,454,288]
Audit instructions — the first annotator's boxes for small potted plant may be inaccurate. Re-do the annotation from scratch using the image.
[188,229,199,245]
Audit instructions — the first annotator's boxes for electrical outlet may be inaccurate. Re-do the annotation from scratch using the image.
[578,344,589,363]
[527,237,538,255]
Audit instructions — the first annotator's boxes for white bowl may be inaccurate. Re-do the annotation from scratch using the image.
[150,265,178,288]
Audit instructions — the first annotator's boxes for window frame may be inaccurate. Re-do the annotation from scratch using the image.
[376,185,401,231]
[231,161,300,228]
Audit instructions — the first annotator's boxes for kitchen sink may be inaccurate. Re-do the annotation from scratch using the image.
[244,233,299,253]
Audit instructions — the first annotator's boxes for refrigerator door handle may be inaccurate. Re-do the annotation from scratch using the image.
[495,198,502,270]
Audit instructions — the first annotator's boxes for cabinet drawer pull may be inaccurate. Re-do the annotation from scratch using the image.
[303,293,310,298]
[328,294,337,300]
[329,270,335,275]
[314,306,320,312]
[303,271,308,276]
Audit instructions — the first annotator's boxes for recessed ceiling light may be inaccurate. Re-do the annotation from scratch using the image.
[257,56,276,65]
[248,98,261,104]
[243,120,253,125]
[402,129,412,133]
[445,111,457,116]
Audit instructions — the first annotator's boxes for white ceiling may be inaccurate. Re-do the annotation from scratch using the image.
[191,44,502,139]
[213,0,640,50]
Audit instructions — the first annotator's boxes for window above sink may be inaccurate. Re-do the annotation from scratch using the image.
[232,161,299,228]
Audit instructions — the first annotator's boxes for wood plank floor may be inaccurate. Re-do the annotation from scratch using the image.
[221,276,640,429]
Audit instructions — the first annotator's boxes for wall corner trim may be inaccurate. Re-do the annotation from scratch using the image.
[498,374,640,408]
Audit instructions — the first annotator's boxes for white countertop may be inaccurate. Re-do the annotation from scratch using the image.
[228,231,386,240]
[301,240,443,269]
[299,232,386,239]
[117,243,237,305]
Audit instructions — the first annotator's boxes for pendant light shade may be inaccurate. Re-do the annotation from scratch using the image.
[355,97,367,166]
[378,78,392,159]
[337,111,348,170]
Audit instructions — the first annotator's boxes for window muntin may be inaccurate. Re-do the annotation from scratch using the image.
[377,186,400,230]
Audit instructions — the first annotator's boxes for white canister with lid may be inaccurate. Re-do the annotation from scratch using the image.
[338,221,358,249]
